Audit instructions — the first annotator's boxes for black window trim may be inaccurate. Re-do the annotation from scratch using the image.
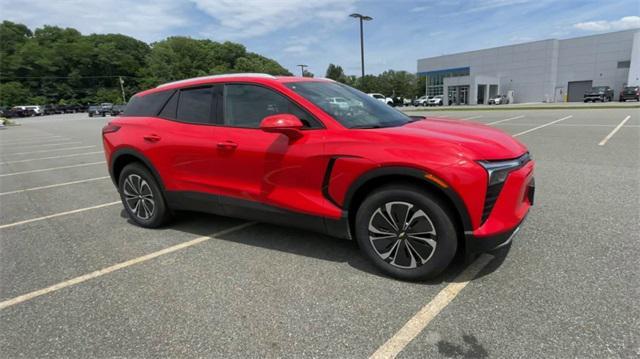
[156,85,220,126]
[154,81,325,130]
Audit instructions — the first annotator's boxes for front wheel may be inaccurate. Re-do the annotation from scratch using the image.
[355,184,458,281]
[118,162,171,228]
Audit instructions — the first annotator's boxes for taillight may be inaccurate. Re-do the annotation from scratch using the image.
[102,123,120,135]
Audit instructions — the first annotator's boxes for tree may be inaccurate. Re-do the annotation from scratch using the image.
[325,63,346,82]
[302,69,314,78]
[0,82,29,106]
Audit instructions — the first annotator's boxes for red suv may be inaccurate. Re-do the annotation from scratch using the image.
[102,73,535,280]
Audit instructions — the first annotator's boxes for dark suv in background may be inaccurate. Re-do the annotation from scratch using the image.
[619,86,639,102]
[583,86,614,102]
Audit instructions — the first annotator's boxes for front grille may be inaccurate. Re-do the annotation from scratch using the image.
[481,182,504,223]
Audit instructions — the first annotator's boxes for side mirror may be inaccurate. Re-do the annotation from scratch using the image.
[259,114,304,137]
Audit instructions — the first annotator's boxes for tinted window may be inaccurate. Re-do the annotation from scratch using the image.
[123,90,174,117]
[224,84,320,128]
[158,91,178,119]
[177,87,213,124]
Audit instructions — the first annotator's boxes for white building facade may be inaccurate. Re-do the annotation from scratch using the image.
[416,29,639,105]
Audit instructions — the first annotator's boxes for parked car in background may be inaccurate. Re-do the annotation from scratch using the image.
[584,86,614,102]
[619,86,639,102]
[413,96,429,106]
[427,95,443,106]
[43,104,58,115]
[10,106,36,117]
[23,105,43,116]
[110,104,126,116]
[328,97,350,110]
[488,95,508,105]
[88,105,102,117]
[102,73,535,281]
[368,93,394,106]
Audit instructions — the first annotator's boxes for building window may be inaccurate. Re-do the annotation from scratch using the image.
[617,61,631,69]
[419,67,470,97]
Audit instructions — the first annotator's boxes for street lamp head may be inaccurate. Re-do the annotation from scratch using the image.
[350,13,373,21]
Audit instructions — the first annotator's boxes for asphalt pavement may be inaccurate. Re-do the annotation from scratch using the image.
[0,107,638,358]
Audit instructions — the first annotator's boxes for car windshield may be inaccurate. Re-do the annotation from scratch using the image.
[592,86,607,92]
[624,86,637,90]
[285,81,411,129]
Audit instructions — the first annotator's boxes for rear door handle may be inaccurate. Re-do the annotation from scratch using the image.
[216,141,238,150]
[143,134,161,142]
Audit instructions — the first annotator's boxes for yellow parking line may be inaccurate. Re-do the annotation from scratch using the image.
[0,222,256,310]
[370,254,494,359]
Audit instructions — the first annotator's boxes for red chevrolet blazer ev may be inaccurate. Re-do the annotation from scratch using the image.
[102,73,535,280]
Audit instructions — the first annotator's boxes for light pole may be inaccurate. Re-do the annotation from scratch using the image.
[297,64,308,77]
[350,13,373,78]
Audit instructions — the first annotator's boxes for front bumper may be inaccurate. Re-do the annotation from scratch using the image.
[466,211,528,253]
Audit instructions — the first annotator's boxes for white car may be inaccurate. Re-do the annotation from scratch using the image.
[328,97,350,110]
[413,96,429,106]
[368,93,394,106]
[427,95,443,106]
[488,95,508,105]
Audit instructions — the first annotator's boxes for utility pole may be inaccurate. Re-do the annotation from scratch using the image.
[350,13,373,78]
[119,76,126,103]
[297,64,308,77]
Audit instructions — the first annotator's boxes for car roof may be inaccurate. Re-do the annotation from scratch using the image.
[138,73,333,97]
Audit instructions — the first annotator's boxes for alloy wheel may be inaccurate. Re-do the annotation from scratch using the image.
[123,174,155,220]
[368,201,437,269]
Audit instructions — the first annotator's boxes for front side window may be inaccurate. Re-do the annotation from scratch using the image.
[175,87,214,124]
[286,81,410,129]
[224,84,319,129]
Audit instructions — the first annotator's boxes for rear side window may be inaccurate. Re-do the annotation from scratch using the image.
[123,90,174,117]
[176,87,214,124]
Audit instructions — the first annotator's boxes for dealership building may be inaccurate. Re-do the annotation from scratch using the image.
[417,29,639,105]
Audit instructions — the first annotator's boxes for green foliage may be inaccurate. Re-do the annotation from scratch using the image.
[325,63,347,82]
[0,23,291,106]
[0,82,29,106]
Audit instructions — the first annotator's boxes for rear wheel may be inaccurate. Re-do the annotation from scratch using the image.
[355,184,458,281]
[118,162,171,228]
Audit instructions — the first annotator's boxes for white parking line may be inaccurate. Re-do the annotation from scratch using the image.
[1,141,82,150]
[0,201,121,230]
[370,254,494,359]
[0,151,104,165]
[0,222,256,310]
[4,145,96,156]
[513,115,572,137]
[460,115,483,121]
[0,161,105,177]
[598,115,631,146]
[487,115,525,125]
[0,137,70,146]
[0,176,110,196]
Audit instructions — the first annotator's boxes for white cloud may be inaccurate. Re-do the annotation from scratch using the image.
[0,0,188,42]
[192,0,357,39]
[573,16,640,32]
[410,5,430,13]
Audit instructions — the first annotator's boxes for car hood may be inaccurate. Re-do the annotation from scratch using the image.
[374,117,528,160]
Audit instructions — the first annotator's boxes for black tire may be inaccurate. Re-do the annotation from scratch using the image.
[354,184,458,281]
[118,162,171,228]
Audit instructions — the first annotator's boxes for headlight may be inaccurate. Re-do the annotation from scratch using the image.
[478,157,525,186]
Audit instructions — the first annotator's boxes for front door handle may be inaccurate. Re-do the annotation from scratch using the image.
[143,134,161,142]
[216,141,238,150]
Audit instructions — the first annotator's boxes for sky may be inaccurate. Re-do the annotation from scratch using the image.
[1,0,638,76]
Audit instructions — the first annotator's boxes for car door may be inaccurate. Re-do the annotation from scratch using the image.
[209,83,328,218]
[147,85,223,194]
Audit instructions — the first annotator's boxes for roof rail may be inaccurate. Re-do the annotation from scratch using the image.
[157,73,277,88]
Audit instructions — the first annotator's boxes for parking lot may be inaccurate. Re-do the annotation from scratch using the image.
[0,108,638,357]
